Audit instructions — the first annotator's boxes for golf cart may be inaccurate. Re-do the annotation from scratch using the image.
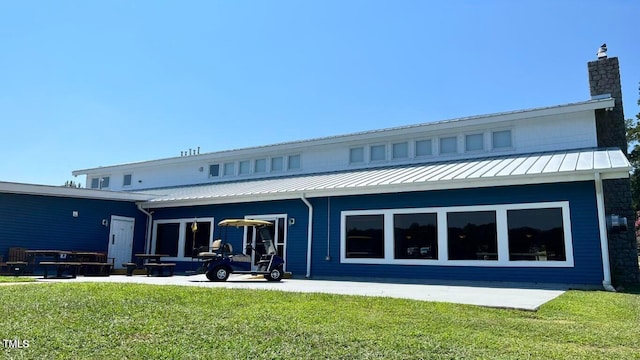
[199,219,285,282]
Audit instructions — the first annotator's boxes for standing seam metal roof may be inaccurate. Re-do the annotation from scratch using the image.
[140,148,630,206]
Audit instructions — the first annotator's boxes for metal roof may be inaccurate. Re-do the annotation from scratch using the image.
[140,148,630,208]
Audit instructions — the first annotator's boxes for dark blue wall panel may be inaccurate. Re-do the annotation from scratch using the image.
[308,181,604,285]
[149,181,605,285]
[149,199,310,276]
[0,193,146,261]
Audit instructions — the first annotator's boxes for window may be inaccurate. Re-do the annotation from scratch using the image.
[440,137,457,154]
[271,157,283,172]
[447,211,497,260]
[123,174,132,187]
[394,213,437,259]
[370,145,386,162]
[255,159,266,173]
[153,218,214,259]
[223,162,235,176]
[239,160,250,175]
[350,147,364,164]
[91,177,110,189]
[209,164,220,177]
[184,221,212,257]
[341,202,572,267]
[465,133,484,152]
[288,155,301,170]
[392,142,409,160]
[493,130,512,149]
[507,208,566,261]
[415,139,432,157]
[155,223,180,257]
[345,215,384,258]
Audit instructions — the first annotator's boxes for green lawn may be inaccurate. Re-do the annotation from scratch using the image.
[0,276,36,283]
[1,283,639,359]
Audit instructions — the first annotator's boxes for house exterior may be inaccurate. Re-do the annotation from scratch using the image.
[3,54,637,287]
[0,182,152,268]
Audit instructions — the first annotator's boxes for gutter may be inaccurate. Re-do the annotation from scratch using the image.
[301,194,313,278]
[594,172,616,292]
[137,203,153,254]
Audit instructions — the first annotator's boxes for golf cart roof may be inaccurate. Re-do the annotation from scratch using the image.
[217,219,273,227]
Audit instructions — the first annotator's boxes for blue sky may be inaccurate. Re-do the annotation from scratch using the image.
[1,1,638,186]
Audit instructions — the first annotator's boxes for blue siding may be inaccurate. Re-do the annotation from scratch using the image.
[309,181,604,285]
[150,181,605,285]
[150,199,310,275]
[0,193,146,262]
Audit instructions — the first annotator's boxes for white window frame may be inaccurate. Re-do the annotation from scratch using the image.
[349,147,365,164]
[439,136,458,155]
[492,129,513,150]
[223,162,235,176]
[392,142,409,160]
[151,217,215,261]
[271,157,284,172]
[465,133,485,153]
[123,174,132,187]
[370,144,386,162]
[415,139,433,157]
[340,201,573,268]
[288,154,301,170]
[238,160,251,175]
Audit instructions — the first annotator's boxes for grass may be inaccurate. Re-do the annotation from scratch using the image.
[1,283,639,359]
[0,276,36,283]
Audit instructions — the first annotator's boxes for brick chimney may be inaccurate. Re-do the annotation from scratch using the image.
[588,47,639,285]
[587,53,627,153]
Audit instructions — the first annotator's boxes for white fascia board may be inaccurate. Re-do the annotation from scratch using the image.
[0,181,155,201]
[139,167,628,209]
[74,98,615,176]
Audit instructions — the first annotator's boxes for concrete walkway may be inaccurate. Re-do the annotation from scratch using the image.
[37,274,567,311]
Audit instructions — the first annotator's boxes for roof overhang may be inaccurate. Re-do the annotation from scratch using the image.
[0,181,156,202]
[137,148,631,209]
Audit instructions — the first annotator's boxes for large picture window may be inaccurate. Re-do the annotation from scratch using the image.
[394,213,437,259]
[341,202,573,267]
[507,208,566,261]
[447,211,497,261]
[345,214,384,258]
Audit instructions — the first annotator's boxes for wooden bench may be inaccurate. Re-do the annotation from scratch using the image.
[39,262,82,279]
[144,263,176,277]
[6,261,29,276]
[80,262,112,276]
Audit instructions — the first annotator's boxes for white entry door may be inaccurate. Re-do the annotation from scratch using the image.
[108,216,135,269]
[244,215,287,271]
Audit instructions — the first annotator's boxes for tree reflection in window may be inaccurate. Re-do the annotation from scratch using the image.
[447,211,497,260]
[507,208,566,261]
[345,215,384,258]
[394,213,437,259]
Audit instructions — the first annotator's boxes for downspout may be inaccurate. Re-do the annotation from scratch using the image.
[137,203,153,254]
[594,172,616,292]
[301,194,313,279]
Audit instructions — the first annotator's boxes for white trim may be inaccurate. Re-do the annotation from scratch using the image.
[0,181,153,201]
[151,217,214,261]
[340,201,574,268]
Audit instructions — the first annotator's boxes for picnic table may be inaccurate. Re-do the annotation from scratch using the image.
[132,253,176,277]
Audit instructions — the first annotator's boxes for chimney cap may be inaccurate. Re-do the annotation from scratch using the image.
[597,43,607,59]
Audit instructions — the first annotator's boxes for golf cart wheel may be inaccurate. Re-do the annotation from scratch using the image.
[265,267,283,282]
[206,266,230,282]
